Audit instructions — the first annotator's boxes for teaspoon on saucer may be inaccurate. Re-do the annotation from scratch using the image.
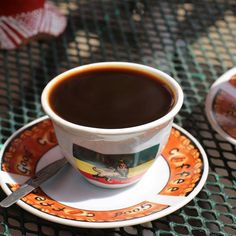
[0,157,68,208]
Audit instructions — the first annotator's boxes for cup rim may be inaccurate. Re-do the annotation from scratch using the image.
[41,62,184,134]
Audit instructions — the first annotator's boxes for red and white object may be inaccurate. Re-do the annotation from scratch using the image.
[0,0,67,49]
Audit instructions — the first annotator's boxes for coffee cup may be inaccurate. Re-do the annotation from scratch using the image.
[41,62,183,188]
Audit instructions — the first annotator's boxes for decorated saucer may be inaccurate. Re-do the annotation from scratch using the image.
[0,116,208,228]
[205,67,236,145]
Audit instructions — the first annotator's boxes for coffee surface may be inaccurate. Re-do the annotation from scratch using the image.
[49,67,174,128]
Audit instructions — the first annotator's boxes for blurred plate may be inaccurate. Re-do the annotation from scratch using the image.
[205,68,236,145]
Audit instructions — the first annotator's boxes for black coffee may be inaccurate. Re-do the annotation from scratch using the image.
[49,66,174,128]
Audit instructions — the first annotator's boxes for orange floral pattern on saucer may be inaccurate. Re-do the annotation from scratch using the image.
[2,120,57,175]
[160,129,202,196]
[2,119,203,222]
[229,75,236,87]
[213,76,236,139]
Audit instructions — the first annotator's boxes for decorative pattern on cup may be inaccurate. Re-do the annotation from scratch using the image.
[72,143,160,186]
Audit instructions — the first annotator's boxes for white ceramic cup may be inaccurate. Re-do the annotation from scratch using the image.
[41,62,184,188]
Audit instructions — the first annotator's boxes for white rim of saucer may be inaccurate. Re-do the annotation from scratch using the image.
[205,67,236,145]
[0,116,209,228]
[41,62,184,135]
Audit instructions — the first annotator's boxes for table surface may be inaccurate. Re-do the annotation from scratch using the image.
[0,0,236,235]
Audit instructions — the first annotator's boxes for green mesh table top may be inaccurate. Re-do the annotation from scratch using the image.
[0,0,236,235]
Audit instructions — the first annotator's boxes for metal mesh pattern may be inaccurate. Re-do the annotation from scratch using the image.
[0,0,236,235]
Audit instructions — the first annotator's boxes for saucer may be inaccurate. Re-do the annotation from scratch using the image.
[205,67,236,145]
[0,116,208,228]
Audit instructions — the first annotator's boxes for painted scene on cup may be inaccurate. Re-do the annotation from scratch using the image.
[72,143,160,185]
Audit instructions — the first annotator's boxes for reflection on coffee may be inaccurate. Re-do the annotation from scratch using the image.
[48,66,174,128]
